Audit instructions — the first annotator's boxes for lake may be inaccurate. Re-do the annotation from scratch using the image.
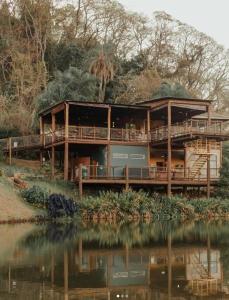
[0,220,229,299]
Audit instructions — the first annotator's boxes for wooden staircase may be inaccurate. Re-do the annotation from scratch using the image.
[189,154,208,179]
[186,139,212,179]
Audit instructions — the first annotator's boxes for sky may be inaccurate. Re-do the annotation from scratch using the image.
[119,0,229,49]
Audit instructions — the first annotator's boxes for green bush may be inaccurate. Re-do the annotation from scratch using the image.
[21,185,49,208]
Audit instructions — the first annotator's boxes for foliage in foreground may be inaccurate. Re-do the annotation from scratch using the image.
[20,185,229,220]
[81,190,229,220]
[21,186,78,218]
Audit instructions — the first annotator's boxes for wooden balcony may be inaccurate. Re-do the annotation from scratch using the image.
[75,165,219,185]
[151,120,229,143]
[43,126,148,146]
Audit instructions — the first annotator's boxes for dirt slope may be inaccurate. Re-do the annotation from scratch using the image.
[0,179,36,222]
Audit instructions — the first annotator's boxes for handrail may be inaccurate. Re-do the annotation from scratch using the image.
[43,125,148,144]
[75,165,220,181]
[151,120,229,142]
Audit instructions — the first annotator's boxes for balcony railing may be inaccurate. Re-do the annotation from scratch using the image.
[75,165,219,181]
[43,126,148,145]
[151,120,229,142]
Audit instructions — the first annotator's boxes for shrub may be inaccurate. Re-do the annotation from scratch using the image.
[47,194,79,218]
[21,185,49,208]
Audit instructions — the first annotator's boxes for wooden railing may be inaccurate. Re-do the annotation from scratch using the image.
[0,135,41,151]
[43,126,148,145]
[110,128,148,142]
[75,165,220,181]
[151,120,229,142]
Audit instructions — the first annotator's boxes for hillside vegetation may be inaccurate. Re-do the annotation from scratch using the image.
[0,0,229,136]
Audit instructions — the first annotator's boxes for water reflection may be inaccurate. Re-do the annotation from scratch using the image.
[1,221,229,299]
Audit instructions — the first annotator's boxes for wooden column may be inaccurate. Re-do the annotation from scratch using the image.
[147,110,151,166]
[39,116,44,167]
[107,107,111,176]
[51,113,56,179]
[64,103,69,181]
[79,163,83,199]
[107,106,111,141]
[64,251,69,300]
[207,154,211,199]
[125,165,129,191]
[207,105,211,198]
[8,137,12,165]
[167,103,172,197]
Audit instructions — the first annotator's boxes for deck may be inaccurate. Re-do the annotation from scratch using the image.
[151,119,229,144]
[1,120,228,153]
[76,165,219,187]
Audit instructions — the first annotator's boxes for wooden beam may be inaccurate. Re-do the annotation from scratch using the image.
[147,110,151,165]
[167,103,172,196]
[51,146,55,179]
[79,164,83,199]
[51,113,56,179]
[207,154,211,198]
[39,116,44,167]
[207,105,211,198]
[125,165,129,191]
[64,103,69,181]
[108,106,111,140]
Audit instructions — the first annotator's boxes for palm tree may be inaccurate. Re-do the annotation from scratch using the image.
[89,50,114,102]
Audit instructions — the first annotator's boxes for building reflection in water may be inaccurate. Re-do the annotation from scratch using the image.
[0,224,227,300]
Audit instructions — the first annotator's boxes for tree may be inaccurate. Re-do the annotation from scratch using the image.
[115,69,161,104]
[89,49,114,102]
[152,81,193,99]
[37,67,98,112]
[216,142,229,198]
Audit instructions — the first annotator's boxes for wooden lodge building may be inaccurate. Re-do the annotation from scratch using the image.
[37,97,229,197]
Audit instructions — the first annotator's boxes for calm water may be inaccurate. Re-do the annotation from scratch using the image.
[1,221,229,299]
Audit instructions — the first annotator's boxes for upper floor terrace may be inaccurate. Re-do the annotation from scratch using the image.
[39,99,229,147]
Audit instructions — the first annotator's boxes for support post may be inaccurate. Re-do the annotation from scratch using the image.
[79,163,83,199]
[8,137,12,165]
[64,103,69,181]
[147,110,151,165]
[207,154,211,198]
[39,117,44,167]
[108,106,111,140]
[107,106,111,177]
[167,103,172,197]
[51,146,55,179]
[51,113,56,179]
[125,165,129,191]
[207,105,211,198]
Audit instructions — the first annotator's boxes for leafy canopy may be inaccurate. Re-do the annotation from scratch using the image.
[37,67,98,112]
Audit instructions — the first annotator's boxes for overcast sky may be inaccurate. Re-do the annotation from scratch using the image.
[119,0,229,49]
